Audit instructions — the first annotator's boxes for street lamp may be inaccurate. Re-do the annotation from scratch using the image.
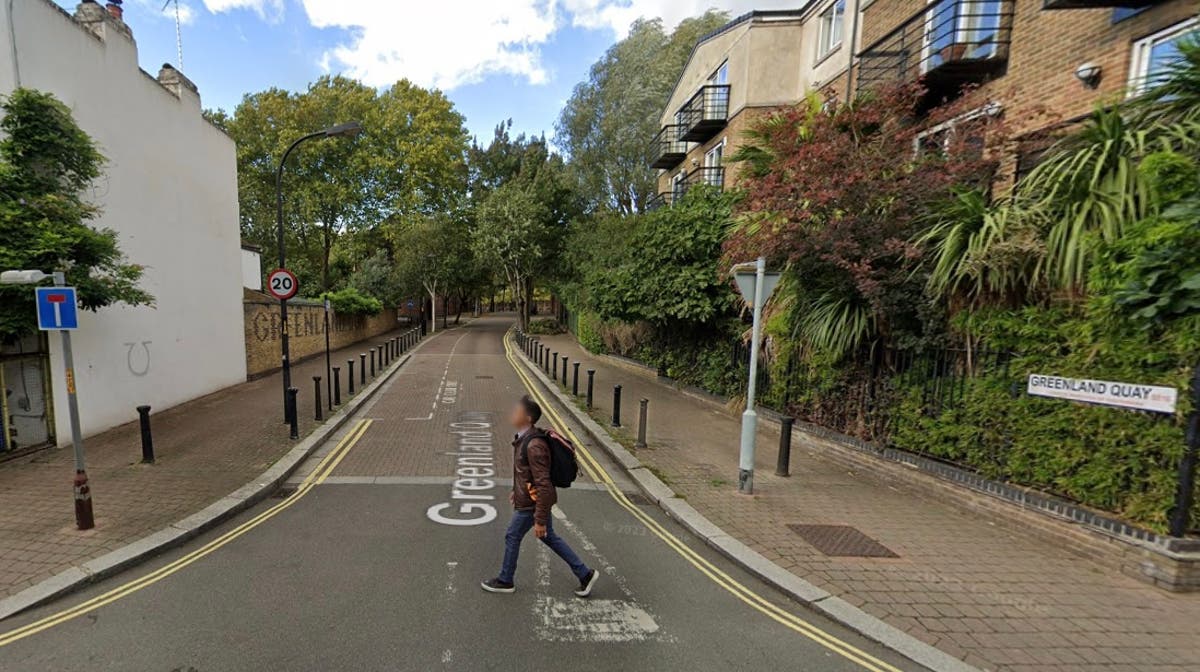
[1,269,95,529]
[274,121,362,423]
[731,258,782,495]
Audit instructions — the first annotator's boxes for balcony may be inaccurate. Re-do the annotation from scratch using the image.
[651,125,688,169]
[1043,0,1162,8]
[646,192,673,212]
[681,166,725,194]
[675,85,731,143]
[856,0,1013,109]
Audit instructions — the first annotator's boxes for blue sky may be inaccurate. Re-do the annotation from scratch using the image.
[58,1,796,142]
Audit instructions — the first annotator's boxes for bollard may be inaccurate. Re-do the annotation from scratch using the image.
[287,388,299,440]
[136,405,154,463]
[635,398,649,449]
[360,353,367,386]
[573,362,580,396]
[562,356,569,386]
[333,367,342,406]
[776,417,794,477]
[612,385,622,427]
[381,342,388,366]
[371,348,377,377]
[552,352,558,377]
[587,370,595,409]
[348,360,356,394]
[313,377,323,421]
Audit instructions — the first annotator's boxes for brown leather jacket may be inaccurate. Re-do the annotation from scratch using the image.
[512,428,556,525]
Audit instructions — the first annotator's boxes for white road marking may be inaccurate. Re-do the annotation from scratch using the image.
[441,649,452,664]
[532,596,662,643]
[445,561,458,595]
[554,505,637,599]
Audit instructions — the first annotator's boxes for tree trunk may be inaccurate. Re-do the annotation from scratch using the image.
[427,285,438,334]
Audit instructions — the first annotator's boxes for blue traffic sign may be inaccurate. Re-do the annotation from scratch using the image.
[36,287,79,330]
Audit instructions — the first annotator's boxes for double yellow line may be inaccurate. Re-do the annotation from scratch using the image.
[504,332,905,672]
[0,419,373,648]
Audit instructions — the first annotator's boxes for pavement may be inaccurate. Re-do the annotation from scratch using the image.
[528,332,1200,672]
[0,316,922,672]
[0,324,421,601]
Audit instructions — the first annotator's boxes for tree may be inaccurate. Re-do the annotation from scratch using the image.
[220,76,468,295]
[390,214,473,333]
[556,12,729,214]
[727,85,1002,357]
[473,182,551,330]
[0,89,151,338]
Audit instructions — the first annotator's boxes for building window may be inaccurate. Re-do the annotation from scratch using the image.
[705,141,724,168]
[914,102,1000,158]
[671,171,687,198]
[817,0,846,58]
[1129,19,1198,96]
[708,61,729,86]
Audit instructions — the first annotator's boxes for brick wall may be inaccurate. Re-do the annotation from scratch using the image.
[243,294,401,378]
[859,0,1197,139]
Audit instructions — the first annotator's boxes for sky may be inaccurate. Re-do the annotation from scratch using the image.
[56,0,800,143]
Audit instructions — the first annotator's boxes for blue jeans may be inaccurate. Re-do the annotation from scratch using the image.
[497,509,590,585]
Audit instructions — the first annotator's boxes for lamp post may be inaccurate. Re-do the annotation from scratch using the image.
[731,258,782,495]
[1,269,94,529]
[275,121,362,422]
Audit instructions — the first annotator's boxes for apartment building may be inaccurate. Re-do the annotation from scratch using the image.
[650,1,1196,206]
[854,0,1196,172]
[649,2,866,209]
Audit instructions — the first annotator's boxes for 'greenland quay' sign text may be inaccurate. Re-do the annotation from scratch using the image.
[1027,374,1177,414]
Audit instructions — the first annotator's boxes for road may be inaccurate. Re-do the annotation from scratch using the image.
[0,316,924,672]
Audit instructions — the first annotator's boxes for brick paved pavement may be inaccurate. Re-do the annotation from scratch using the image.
[0,326,422,600]
[532,332,1200,672]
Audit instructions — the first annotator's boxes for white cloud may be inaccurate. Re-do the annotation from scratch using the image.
[208,1,805,91]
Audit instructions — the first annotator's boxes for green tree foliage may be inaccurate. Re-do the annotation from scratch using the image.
[556,12,729,214]
[320,286,383,316]
[220,76,468,295]
[0,89,151,338]
[390,213,477,330]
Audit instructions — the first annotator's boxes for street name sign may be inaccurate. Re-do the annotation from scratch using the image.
[266,268,298,301]
[35,287,79,330]
[1027,374,1177,414]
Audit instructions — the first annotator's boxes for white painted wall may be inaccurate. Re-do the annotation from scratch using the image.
[0,0,246,443]
[241,248,262,291]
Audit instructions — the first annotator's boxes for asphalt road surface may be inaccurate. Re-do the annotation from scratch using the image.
[0,316,926,672]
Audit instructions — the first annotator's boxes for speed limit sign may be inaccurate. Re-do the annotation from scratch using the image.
[266,268,298,301]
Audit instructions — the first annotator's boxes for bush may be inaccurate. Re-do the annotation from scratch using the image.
[576,312,605,353]
[321,287,383,316]
[526,318,565,335]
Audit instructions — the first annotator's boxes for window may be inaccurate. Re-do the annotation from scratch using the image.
[705,142,724,168]
[817,0,845,57]
[671,171,687,198]
[914,102,1000,158]
[1129,19,1197,96]
[708,61,729,86]
[924,0,1003,71]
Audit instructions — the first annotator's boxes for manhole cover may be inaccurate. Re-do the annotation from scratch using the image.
[787,524,898,558]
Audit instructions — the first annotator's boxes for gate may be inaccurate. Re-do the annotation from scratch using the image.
[1,334,55,458]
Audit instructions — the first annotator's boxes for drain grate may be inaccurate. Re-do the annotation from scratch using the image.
[787,524,898,558]
[475,375,494,379]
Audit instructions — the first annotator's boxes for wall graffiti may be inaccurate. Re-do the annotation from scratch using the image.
[124,341,152,377]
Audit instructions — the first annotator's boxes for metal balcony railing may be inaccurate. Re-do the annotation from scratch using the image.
[856,0,1013,107]
[676,85,731,143]
[650,125,688,169]
[646,192,673,212]
[681,166,725,194]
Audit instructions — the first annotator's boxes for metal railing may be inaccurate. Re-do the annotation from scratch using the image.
[676,85,731,141]
[651,125,688,169]
[646,192,673,211]
[856,0,1013,99]
[682,166,725,193]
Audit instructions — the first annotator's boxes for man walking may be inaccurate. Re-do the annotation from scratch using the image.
[481,395,599,597]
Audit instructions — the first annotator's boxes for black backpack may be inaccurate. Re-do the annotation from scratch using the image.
[520,428,579,488]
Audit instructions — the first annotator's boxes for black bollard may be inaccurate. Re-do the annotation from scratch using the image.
[136,405,154,464]
[635,398,649,449]
[333,367,342,406]
[552,352,558,377]
[587,370,595,409]
[371,348,377,377]
[313,377,323,421]
[562,356,569,386]
[612,385,622,427]
[360,353,367,386]
[776,417,794,477]
[381,342,388,366]
[348,360,356,394]
[287,388,299,440]
[573,362,580,396]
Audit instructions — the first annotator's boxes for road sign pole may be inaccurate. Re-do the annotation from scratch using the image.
[47,273,94,529]
[738,257,766,495]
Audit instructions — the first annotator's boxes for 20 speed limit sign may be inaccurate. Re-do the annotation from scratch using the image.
[266,268,299,301]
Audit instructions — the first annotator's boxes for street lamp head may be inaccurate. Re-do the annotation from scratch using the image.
[0,270,49,285]
[323,122,363,139]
